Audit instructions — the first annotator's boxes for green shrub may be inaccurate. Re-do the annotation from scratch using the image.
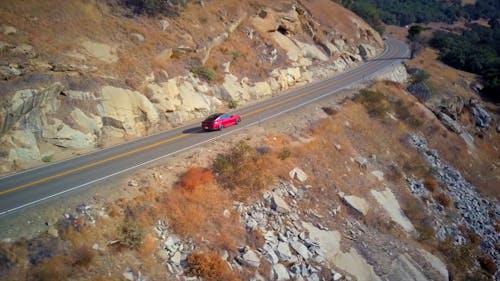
[353,90,389,117]
[213,141,272,198]
[228,100,238,109]
[278,147,292,160]
[191,66,216,82]
[42,155,53,163]
[117,221,145,249]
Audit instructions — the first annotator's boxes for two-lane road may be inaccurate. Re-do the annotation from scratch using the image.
[0,38,410,216]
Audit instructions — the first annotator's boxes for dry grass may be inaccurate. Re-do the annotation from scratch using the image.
[163,167,245,249]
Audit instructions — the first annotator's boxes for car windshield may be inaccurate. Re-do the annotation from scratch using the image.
[204,113,223,122]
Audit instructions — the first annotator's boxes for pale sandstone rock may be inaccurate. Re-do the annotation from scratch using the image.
[7,130,40,161]
[80,40,118,63]
[70,108,102,135]
[333,248,382,281]
[339,192,369,216]
[100,86,159,136]
[42,118,95,148]
[371,188,415,233]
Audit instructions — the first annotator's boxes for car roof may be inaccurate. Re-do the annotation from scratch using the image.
[204,113,224,121]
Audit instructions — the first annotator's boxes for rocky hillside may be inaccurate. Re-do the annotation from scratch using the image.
[0,0,382,174]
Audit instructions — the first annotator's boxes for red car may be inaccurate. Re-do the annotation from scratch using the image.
[202,113,241,131]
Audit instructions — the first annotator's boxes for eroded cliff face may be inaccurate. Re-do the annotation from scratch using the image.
[0,0,384,173]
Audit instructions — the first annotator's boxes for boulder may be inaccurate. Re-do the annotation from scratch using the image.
[42,118,96,148]
[471,106,491,128]
[273,263,290,281]
[371,188,415,233]
[293,39,329,61]
[358,44,377,60]
[271,193,291,214]
[249,82,272,99]
[289,241,311,259]
[339,192,369,216]
[375,63,408,84]
[270,31,300,62]
[289,167,308,182]
[6,130,40,161]
[80,40,118,63]
[70,108,102,135]
[2,25,17,35]
[220,74,250,101]
[437,112,462,134]
[100,86,159,136]
[276,242,295,262]
[387,254,428,281]
[371,170,384,182]
[241,248,260,267]
[407,82,431,101]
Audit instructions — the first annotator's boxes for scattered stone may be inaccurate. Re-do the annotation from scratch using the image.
[240,247,261,267]
[130,33,145,42]
[354,156,368,169]
[290,240,311,259]
[332,271,342,281]
[2,25,17,35]
[273,263,290,281]
[371,170,384,181]
[338,192,369,216]
[128,180,139,187]
[160,19,170,31]
[289,167,308,182]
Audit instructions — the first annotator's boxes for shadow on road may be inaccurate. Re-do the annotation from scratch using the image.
[182,127,206,134]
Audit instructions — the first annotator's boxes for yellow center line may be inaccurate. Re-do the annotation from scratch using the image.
[0,134,188,196]
[1,43,402,197]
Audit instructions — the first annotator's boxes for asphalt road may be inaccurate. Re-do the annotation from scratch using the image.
[0,38,410,216]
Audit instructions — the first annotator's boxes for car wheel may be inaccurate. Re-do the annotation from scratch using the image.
[237,118,241,124]
[219,124,224,130]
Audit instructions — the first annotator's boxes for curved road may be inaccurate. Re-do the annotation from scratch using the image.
[0,38,410,216]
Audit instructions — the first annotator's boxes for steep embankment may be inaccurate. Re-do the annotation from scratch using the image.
[0,0,383,174]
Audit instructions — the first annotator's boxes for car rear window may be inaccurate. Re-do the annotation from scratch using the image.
[204,113,222,122]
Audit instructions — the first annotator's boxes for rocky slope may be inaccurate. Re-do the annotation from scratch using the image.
[0,0,383,173]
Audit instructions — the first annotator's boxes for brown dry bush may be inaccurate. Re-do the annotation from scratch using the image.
[31,255,69,281]
[213,141,273,200]
[186,251,240,281]
[478,255,497,275]
[163,167,244,248]
[424,177,439,192]
[71,245,95,268]
[437,239,477,279]
[434,192,452,208]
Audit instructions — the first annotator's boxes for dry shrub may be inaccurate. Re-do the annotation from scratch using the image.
[213,141,273,200]
[31,256,68,281]
[424,177,439,192]
[179,167,214,191]
[186,251,240,281]
[163,167,244,248]
[434,192,452,208]
[70,245,95,268]
[438,239,477,278]
[478,255,497,275]
[139,233,159,259]
[117,220,145,250]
